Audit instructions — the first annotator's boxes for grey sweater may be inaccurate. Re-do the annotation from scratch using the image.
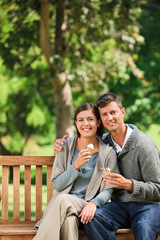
[102,124,160,203]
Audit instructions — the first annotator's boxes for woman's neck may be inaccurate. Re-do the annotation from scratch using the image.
[76,136,99,152]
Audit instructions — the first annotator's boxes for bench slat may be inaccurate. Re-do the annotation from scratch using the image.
[13,166,20,220]
[2,166,9,220]
[36,166,42,219]
[25,166,31,220]
[47,166,53,204]
[0,156,54,166]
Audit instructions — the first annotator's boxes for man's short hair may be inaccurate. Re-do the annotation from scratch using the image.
[97,92,123,108]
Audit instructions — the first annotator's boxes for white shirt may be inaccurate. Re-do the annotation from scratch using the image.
[111,124,133,153]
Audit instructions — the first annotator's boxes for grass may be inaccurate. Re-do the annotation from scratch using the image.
[0,165,49,221]
[145,124,160,149]
[23,142,54,156]
[0,183,48,221]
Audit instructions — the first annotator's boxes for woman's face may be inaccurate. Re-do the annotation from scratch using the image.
[75,110,100,138]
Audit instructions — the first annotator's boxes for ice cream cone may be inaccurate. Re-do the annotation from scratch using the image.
[87,144,94,153]
[103,167,111,175]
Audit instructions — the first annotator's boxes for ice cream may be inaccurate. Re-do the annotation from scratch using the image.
[103,167,111,175]
[87,144,94,153]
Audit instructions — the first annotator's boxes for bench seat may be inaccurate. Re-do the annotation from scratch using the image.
[0,222,36,240]
[0,222,134,240]
[0,223,160,240]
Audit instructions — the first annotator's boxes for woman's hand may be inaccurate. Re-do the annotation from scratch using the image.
[79,202,97,224]
[74,149,91,170]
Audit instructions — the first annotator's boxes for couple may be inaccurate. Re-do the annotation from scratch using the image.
[34,92,160,240]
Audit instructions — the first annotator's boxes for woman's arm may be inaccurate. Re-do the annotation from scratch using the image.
[53,165,80,191]
[52,140,91,192]
[52,139,80,192]
[91,188,113,207]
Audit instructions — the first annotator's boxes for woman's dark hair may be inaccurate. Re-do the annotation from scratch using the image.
[74,103,103,137]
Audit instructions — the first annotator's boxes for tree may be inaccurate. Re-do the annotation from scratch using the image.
[0,0,150,154]
[39,0,73,138]
[137,0,160,126]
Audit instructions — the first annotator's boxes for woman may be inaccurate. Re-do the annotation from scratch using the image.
[33,103,119,240]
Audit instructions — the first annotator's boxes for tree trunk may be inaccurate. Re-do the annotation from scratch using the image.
[53,73,73,138]
[39,0,74,138]
[0,141,14,182]
[0,141,11,155]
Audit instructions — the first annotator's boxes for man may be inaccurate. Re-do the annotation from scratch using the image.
[54,92,160,240]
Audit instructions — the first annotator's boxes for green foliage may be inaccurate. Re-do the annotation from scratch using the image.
[27,105,46,127]
[0,56,55,154]
[0,0,159,154]
[137,0,160,125]
[64,0,146,116]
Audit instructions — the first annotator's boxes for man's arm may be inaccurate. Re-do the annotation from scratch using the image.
[54,135,68,154]
[104,173,133,192]
[104,147,160,200]
[130,147,160,200]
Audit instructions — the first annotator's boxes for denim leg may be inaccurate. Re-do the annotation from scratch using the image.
[83,202,130,240]
[130,203,160,240]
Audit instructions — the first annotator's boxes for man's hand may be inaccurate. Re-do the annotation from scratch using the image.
[53,135,68,154]
[104,173,133,192]
[79,202,97,224]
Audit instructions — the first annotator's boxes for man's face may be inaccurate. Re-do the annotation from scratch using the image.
[98,101,125,133]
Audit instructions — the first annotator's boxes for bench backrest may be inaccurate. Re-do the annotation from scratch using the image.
[0,156,54,223]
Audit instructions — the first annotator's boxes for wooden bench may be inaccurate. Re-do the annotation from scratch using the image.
[0,156,160,240]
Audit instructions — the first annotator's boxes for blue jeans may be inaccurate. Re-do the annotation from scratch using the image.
[83,202,160,240]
